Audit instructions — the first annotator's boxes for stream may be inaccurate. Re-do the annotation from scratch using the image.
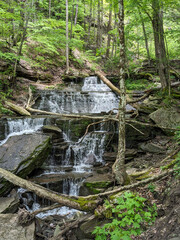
[0,76,119,218]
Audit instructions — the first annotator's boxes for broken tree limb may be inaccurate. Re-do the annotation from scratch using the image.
[50,214,92,240]
[5,101,31,116]
[0,168,100,212]
[95,71,121,95]
[95,71,132,103]
[26,105,177,132]
[85,169,174,200]
[0,167,174,214]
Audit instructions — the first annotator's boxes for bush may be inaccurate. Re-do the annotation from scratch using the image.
[93,191,157,240]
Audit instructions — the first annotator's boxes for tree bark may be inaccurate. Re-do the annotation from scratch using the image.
[112,0,128,185]
[152,0,170,91]
[96,0,101,49]
[106,1,112,59]
[0,168,99,212]
[74,0,79,25]
[138,9,151,65]
[66,0,69,74]
[0,167,173,212]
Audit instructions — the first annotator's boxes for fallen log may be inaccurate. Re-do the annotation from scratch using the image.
[95,71,121,95]
[5,101,31,116]
[0,167,174,213]
[0,168,100,212]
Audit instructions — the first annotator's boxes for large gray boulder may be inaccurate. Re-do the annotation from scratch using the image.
[0,134,51,196]
[0,196,19,213]
[150,107,180,133]
[0,214,35,240]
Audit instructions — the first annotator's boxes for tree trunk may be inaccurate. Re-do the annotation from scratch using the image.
[106,1,112,59]
[138,9,151,65]
[87,0,92,44]
[0,168,99,212]
[152,0,170,91]
[12,3,29,87]
[74,0,79,25]
[96,0,101,48]
[49,0,51,18]
[112,0,128,185]
[66,0,69,74]
[70,0,75,39]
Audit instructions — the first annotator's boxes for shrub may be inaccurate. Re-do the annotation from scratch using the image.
[93,191,157,240]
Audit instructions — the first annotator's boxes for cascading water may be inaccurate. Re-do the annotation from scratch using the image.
[34,76,119,114]
[0,117,45,146]
[4,76,119,218]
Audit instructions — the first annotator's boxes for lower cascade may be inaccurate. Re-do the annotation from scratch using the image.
[0,76,118,218]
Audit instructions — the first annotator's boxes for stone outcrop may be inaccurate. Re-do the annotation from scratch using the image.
[0,196,19,213]
[150,107,180,133]
[0,214,35,240]
[0,134,51,195]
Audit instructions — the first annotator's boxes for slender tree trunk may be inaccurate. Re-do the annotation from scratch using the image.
[70,0,75,39]
[49,0,51,18]
[97,0,101,48]
[74,0,79,25]
[66,0,69,74]
[111,12,117,58]
[112,0,128,185]
[138,9,151,64]
[106,1,112,59]
[87,0,92,44]
[93,2,96,44]
[12,3,29,86]
[100,0,103,47]
[152,0,170,91]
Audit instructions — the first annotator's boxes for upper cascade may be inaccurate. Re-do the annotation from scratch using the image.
[82,76,111,92]
[34,76,119,114]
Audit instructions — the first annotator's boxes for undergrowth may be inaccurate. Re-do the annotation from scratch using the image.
[174,127,180,177]
[93,191,157,240]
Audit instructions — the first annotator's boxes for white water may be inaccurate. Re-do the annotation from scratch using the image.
[36,76,119,114]
[4,76,118,218]
[0,118,45,146]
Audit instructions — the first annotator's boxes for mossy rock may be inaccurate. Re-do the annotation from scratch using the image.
[0,134,51,196]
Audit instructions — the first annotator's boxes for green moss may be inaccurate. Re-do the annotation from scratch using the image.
[0,137,51,196]
[85,181,112,189]
[161,158,177,170]
[75,196,98,211]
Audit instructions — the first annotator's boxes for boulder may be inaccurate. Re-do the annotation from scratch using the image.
[79,173,113,195]
[139,142,164,153]
[0,134,51,195]
[0,196,19,213]
[150,107,180,133]
[42,125,63,135]
[0,214,35,240]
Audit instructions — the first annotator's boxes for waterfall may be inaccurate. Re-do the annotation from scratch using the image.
[5,76,118,218]
[0,118,45,146]
[34,76,119,114]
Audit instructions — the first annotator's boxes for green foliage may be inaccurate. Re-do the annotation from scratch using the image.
[125,79,154,90]
[174,127,180,177]
[92,191,157,240]
[148,183,156,193]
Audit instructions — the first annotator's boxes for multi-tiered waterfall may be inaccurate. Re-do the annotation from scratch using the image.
[1,76,119,217]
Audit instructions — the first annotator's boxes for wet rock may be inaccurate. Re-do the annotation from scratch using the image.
[0,134,51,196]
[0,214,35,240]
[139,142,165,153]
[79,173,113,195]
[75,215,109,240]
[150,107,180,133]
[84,153,97,165]
[0,196,19,213]
[103,149,137,162]
[42,125,63,135]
